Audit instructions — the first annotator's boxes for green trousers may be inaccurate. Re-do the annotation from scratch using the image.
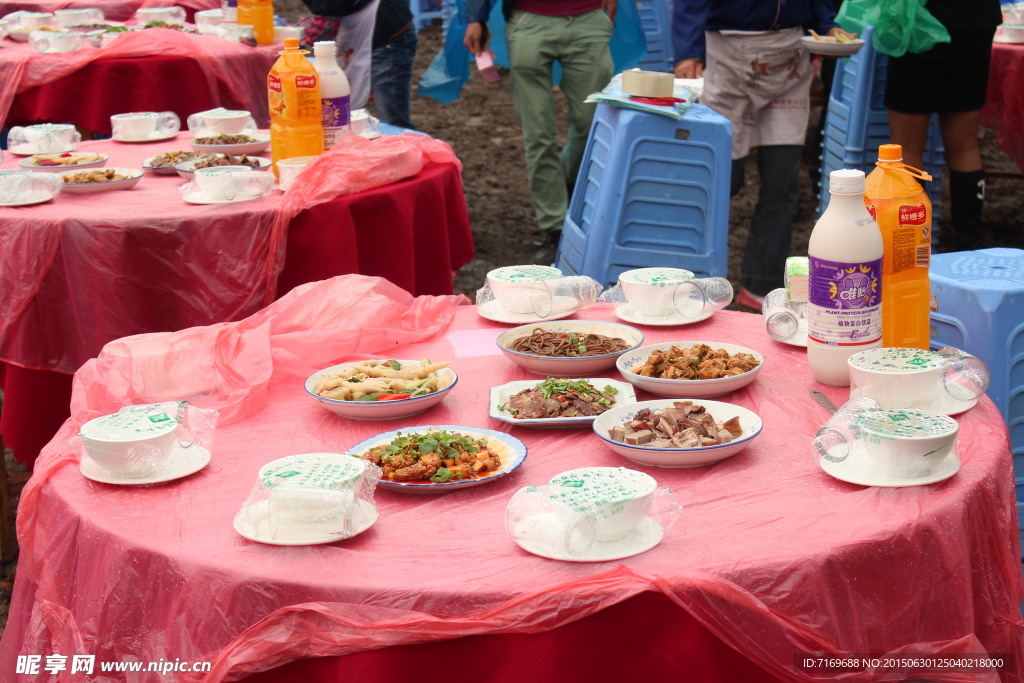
[506,9,613,233]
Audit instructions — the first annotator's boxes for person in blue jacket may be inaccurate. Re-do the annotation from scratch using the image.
[673,0,852,308]
[464,0,617,264]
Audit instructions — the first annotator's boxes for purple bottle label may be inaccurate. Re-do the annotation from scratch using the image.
[807,255,883,346]
[322,94,351,147]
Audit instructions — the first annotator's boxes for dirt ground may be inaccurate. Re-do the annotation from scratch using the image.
[2,13,1022,636]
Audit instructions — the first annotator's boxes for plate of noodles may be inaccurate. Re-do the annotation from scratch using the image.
[495,321,644,376]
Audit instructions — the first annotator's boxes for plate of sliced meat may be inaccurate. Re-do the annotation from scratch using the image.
[592,399,763,467]
[489,378,636,427]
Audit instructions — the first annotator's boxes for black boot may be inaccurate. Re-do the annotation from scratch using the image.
[944,169,985,253]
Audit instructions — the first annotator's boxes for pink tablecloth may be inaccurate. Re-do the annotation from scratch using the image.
[0,0,217,21]
[982,41,1024,170]
[1,29,277,132]
[0,277,1020,682]
[0,132,473,466]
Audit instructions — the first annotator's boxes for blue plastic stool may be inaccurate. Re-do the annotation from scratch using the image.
[410,0,446,28]
[929,247,1024,555]
[555,103,732,287]
[633,0,673,73]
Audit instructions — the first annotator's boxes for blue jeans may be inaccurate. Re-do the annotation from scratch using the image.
[371,27,417,130]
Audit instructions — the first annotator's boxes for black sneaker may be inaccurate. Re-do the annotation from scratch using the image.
[531,231,561,265]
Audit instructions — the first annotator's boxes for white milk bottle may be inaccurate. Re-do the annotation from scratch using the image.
[807,169,884,386]
[313,40,351,150]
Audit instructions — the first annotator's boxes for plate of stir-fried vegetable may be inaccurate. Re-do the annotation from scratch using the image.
[489,377,636,427]
[351,426,527,492]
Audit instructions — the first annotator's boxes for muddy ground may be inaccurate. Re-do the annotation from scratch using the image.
[2,13,1022,635]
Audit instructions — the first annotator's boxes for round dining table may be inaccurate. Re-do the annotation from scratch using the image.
[0,0,216,21]
[982,38,1024,171]
[0,280,1020,682]
[0,132,474,468]
[2,28,278,135]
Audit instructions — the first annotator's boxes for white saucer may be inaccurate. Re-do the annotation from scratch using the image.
[80,444,211,485]
[183,189,262,205]
[7,144,77,156]
[818,442,960,488]
[613,302,713,326]
[233,498,378,545]
[478,295,580,324]
[0,190,57,207]
[112,132,179,143]
[514,516,663,562]
[928,393,978,417]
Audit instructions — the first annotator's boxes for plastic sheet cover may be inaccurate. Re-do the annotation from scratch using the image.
[0,131,459,375]
[0,28,278,131]
[2,297,1022,682]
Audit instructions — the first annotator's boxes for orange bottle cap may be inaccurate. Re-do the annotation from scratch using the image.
[283,38,299,48]
[878,144,903,161]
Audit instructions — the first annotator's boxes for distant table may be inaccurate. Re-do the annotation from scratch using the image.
[0,134,474,466]
[982,40,1024,170]
[2,32,277,133]
[0,299,1020,682]
[0,0,216,22]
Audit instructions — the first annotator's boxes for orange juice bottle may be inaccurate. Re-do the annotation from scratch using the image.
[864,144,933,349]
[237,0,274,45]
[268,38,324,176]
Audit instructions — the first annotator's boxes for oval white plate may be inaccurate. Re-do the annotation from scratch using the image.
[304,360,457,421]
[174,155,272,179]
[233,498,378,545]
[616,341,764,398]
[799,36,865,57]
[496,320,644,377]
[80,444,211,485]
[514,515,663,562]
[478,296,581,325]
[348,425,527,493]
[18,153,108,172]
[614,302,714,327]
[188,136,271,156]
[112,131,179,143]
[59,167,144,193]
[592,399,763,467]
[489,378,636,427]
[818,441,960,487]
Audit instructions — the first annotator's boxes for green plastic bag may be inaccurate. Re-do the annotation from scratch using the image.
[836,0,951,57]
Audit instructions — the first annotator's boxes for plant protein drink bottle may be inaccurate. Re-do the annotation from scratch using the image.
[807,169,885,386]
[268,38,324,176]
[312,40,351,149]
[864,144,933,349]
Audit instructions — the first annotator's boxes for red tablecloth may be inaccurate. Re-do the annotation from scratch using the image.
[1,29,278,133]
[0,0,217,22]
[0,279,1020,682]
[982,40,1024,170]
[0,134,474,466]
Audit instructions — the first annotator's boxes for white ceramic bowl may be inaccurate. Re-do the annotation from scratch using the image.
[304,360,457,420]
[496,320,644,377]
[592,399,763,467]
[616,341,764,398]
[174,156,271,180]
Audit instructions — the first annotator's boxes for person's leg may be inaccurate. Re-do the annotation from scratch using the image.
[886,110,931,172]
[730,157,746,197]
[553,9,613,195]
[741,145,802,296]
[939,109,986,251]
[506,12,562,235]
[370,27,418,130]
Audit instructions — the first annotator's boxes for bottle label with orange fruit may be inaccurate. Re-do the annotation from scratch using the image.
[866,198,931,275]
[267,72,320,120]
